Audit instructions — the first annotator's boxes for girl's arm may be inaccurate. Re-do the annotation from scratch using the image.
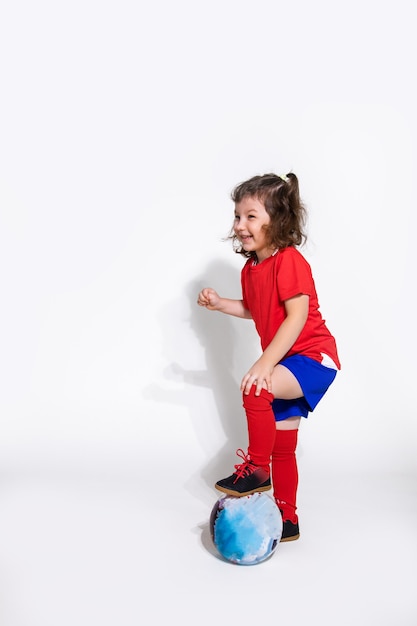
[197,287,252,319]
[241,293,309,395]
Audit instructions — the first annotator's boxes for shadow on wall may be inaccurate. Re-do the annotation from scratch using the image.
[185,260,256,492]
[144,258,260,505]
[185,261,260,504]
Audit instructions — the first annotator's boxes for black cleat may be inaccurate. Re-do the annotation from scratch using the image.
[215,449,271,497]
[280,519,300,542]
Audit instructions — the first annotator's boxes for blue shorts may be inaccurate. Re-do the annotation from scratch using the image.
[272,355,337,422]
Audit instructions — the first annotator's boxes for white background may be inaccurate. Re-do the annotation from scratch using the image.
[0,1,416,624]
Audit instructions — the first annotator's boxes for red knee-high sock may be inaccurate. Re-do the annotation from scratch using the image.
[272,429,299,523]
[243,386,276,474]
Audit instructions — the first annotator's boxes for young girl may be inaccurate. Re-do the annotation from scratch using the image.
[197,172,340,542]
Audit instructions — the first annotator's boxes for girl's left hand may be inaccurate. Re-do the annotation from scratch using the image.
[241,357,275,397]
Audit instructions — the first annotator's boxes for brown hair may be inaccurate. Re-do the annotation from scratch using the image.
[229,172,307,258]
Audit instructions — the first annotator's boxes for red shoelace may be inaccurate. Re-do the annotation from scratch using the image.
[232,448,256,483]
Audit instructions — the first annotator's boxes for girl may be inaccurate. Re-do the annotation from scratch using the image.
[197,173,340,542]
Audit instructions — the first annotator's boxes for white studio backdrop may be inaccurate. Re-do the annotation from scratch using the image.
[0,1,416,624]
[1,0,415,472]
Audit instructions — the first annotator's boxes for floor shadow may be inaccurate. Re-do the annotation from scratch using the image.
[194,520,224,562]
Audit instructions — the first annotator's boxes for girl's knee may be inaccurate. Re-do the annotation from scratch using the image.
[242,385,274,409]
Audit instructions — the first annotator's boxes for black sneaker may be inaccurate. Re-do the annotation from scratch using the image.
[215,449,271,497]
[280,519,300,542]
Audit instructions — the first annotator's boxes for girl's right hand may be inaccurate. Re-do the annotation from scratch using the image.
[197,288,221,310]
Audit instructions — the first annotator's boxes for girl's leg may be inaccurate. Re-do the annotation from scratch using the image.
[270,363,303,400]
[215,385,276,496]
[272,422,300,525]
[270,365,302,538]
[245,364,302,472]
[215,365,303,497]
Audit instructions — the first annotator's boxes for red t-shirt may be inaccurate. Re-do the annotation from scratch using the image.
[241,247,341,369]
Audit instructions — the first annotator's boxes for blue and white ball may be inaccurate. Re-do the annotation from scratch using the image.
[210,492,282,565]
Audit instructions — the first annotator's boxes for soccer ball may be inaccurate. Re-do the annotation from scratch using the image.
[210,492,282,565]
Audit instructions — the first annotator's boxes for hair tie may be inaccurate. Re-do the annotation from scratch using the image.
[280,174,289,182]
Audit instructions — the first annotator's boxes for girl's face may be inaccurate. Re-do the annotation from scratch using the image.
[234,196,274,262]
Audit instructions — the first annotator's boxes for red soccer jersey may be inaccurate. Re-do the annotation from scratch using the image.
[241,247,340,369]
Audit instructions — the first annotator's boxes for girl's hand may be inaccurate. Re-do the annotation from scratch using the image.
[197,288,221,311]
[241,356,275,396]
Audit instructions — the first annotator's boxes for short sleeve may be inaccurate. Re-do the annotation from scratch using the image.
[276,248,314,302]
